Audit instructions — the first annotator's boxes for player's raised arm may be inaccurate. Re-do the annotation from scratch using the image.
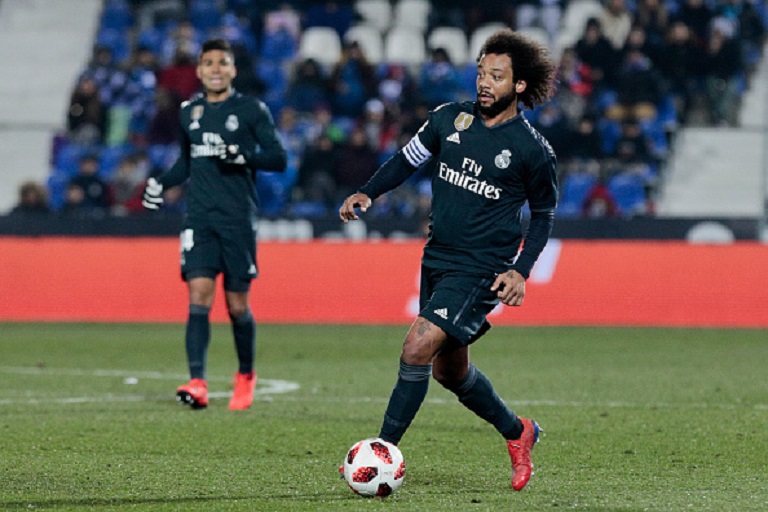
[338,128,434,221]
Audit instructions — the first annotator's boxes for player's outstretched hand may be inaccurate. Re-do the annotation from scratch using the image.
[339,193,372,223]
[142,177,164,210]
[491,270,526,306]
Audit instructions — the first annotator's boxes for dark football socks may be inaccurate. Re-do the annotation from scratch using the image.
[186,304,211,380]
[378,360,432,445]
[450,363,523,440]
[231,309,255,374]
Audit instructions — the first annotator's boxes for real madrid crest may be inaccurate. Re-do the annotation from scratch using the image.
[453,112,474,132]
[190,105,204,130]
[495,149,511,169]
[226,115,239,131]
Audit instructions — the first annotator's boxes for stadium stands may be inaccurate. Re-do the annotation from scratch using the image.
[299,26,343,68]
[427,26,470,65]
[354,0,393,33]
[344,23,385,64]
[392,0,431,31]
[384,25,427,67]
[8,0,765,223]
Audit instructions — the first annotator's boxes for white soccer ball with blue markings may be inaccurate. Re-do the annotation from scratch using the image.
[341,438,405,497]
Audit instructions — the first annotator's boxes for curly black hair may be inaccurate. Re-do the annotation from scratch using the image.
[478,29,556,110]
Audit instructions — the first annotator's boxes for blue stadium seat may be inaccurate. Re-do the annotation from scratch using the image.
[639,117,668,159]
[558,171,597,218]
[289,201,329,218]
[256,172,291,217]
[137,27,165,55]
[594,88,618,112]
[100,0,134,31]
[99,144,134,179]
[147,144,165,170]
[458,62,477,96]
[607,172,646,216]
[96,28,131,63]
[189,0,223,33]
[260,28,298,63]
[54,143,91,177]
[756,0,768,26]
[46,172,70,211]
[256,60,287,114]
[655,93,677,133]
[212,12,258,54]
[526,104,542,125]
[152,143,181,171]
[597,118,621,156]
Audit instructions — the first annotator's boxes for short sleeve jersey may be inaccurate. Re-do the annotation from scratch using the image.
[405,101,558,274]
[165,91,281,224]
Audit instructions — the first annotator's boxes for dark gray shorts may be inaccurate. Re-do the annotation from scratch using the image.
[179,222,257,292]
[418,266,499,345]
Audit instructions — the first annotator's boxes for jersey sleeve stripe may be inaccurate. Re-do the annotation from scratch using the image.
[402,136,432,167]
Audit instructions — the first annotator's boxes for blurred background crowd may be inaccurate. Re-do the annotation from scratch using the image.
[10,0,767,225]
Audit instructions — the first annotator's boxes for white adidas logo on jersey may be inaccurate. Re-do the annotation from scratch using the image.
[446,132,461,144]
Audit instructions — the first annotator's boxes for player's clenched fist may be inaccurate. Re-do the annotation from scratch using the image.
[215,143,248,165]
[142,177,164,210]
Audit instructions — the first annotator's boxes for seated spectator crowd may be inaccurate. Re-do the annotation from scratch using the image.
[24,0,766,224]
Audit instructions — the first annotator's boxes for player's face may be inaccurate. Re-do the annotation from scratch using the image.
[197,49,237,99]
[476,53,526,119]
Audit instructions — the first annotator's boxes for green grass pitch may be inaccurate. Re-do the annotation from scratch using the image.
[1,323,766,511]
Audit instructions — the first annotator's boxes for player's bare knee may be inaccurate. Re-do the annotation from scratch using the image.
[189,294,214,307]
[400,337,432,366]
[189,287,215,307]
[227,303,249,320]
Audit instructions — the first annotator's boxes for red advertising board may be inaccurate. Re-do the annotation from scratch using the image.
[1,237,766,327]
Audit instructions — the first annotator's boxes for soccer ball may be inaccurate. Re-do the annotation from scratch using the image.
[341,438,405,497]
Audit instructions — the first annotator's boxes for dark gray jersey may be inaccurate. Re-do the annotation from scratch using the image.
[159,91,286,225]
[405,102,558,273]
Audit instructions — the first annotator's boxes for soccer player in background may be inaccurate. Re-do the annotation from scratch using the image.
[143,39,287,410]
[339,29,558,491]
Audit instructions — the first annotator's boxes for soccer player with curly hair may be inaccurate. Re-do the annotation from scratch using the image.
[340,29,558,491]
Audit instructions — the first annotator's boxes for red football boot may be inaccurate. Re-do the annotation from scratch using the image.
[507,417,541,491]
[176,378,208,410]
[228,371,257,410]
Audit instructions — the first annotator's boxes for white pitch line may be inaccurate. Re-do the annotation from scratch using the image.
[3,394,764,410]
[0,366,225,382]
[274,395,768,411]
[0,366,766,411]
[0,392,298,406]
[0,365,299,405]
[0,394,151,405]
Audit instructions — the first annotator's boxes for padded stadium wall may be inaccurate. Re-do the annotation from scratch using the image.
[1,238,767,327]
